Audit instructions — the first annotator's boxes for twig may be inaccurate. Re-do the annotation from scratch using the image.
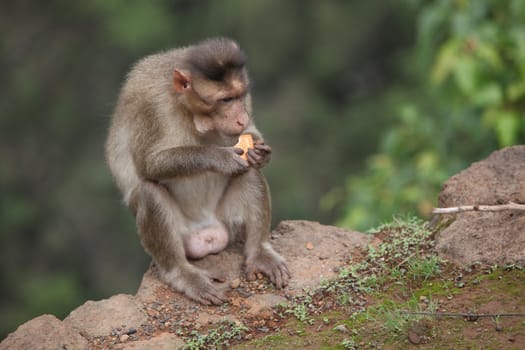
[394,253,415,270]
[401,311,525,319]
[432,202,525,214]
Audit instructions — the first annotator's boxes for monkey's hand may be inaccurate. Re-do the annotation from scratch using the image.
[245,244,289,289]
[216,147,250,176]
[246,140,272,169]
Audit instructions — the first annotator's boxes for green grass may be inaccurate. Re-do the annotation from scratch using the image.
[184,216,525,349]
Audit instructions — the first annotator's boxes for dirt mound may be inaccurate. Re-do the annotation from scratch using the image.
[435,145,525,266]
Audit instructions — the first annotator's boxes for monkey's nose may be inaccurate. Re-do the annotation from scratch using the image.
[237,120,246,127]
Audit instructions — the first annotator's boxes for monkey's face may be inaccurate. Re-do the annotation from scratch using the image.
[192,96,249,137]
[173,66,251,138]
[211,96,249,137]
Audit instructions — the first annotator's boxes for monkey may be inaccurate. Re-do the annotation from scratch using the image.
[105,37,289,305]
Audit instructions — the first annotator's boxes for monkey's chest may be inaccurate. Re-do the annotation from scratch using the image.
[163,172,230,219]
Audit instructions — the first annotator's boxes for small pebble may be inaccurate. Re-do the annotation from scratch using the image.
[120,334,129,342]
[257,272,264,280]
[466,314,479,322]
[306,242,314,250]
[407,330,421,345]
[125,328,137,335]
[334,324,349,333]
[230,278,241,289]
[257,326,270,333]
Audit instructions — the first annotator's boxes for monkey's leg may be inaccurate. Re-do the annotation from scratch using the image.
[219,170,290,288]
[132,181,229,305]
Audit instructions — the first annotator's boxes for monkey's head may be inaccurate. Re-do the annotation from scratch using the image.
[173,37,251,138]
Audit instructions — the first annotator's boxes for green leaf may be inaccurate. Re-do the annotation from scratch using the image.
[476,42,502,69]
[472,82,502,107]
[415,151,439,177]
[453,57,480,95]
[494,111,521,147]
[507,81,525,101]
[431,39,461,84]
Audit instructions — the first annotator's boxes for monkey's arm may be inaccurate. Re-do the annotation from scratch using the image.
[134,146,249,180]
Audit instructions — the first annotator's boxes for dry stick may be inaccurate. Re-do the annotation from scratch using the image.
[432,202,525,214]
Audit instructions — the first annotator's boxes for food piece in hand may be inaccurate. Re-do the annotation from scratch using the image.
[234,134,254,160]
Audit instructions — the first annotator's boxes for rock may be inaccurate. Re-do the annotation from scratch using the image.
[245,294,288,315]
[0,314,88,350]
[273,220,370,293]
[435,146,525,265]
[407,320,432,345]
[195,312,240,326]
[6,220,371,349]
[407,329,421,345]
[438,146,525,206]
[137,220,370,298]
[64,294,148,338]
[135,265,168,303]
[334,324,349,333]
[122,333,185,350]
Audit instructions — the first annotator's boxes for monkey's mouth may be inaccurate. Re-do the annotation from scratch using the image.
[220,133,242,146]
[223,129,245,138]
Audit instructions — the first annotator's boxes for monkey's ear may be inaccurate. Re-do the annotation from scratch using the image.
[173,69,191,93]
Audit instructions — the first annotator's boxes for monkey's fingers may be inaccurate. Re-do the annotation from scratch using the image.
[247,149,271,168]
[270,262,290,289]
[201,289,229,305]
[245,260,289,289]
[247,149,265,168]
[188,286,228,306]
[246,270,258,282]
[232,155,250,169]
[254,142,272,154]
[233,147,244,155]
[225,147,250,175]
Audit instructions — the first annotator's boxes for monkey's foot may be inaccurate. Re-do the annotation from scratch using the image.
[163,266,229,306]
[245,243,290,289]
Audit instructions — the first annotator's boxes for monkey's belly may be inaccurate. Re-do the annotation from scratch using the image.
[164,173,229,217]
[165,173,231,259]
[184,224,229,259]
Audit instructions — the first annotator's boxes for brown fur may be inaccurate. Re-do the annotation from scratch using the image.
[105,37,289,305]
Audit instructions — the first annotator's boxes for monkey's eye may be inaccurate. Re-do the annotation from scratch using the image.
[220,97,235,103]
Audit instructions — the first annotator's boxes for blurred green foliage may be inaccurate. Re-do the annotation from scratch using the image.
[0,0,522,340]
[332,0,525,230]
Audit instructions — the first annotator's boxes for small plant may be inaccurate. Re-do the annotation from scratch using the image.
[337,292,353,305]
[374,304,411,335]
[255,216,440,347]
[493,315,503,332]
[286,302,309,322]
[407,255,442,281]
[284,293,315,324]
[183,320,248,349]
[341,337,358,350]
